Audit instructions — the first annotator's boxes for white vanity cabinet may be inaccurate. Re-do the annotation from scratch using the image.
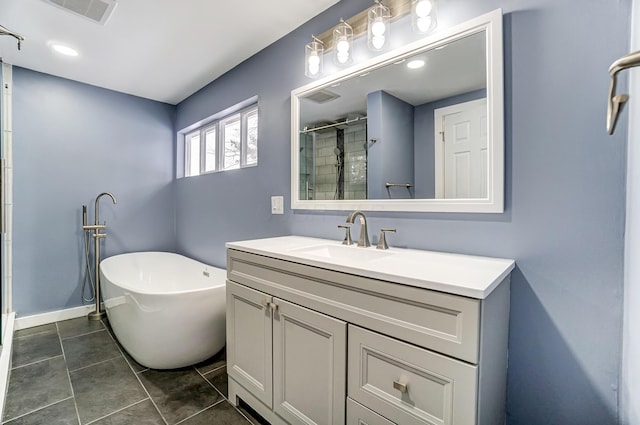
[226,280,347,425]
[225,236,515,425]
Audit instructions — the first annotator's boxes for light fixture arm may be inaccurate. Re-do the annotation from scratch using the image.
[0,24,24,51]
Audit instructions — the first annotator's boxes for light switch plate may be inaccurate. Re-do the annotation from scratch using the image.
[271,196,284,214]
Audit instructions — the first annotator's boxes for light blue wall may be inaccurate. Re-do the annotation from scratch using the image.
[175,0,631,423]
[414,88,486,198]
[367,90,415,199]
[13,67,176,316]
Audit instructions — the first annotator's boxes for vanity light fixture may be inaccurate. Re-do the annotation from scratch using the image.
[333,18,353,65]
[368,0,391,51]
[305,36,324,78]
[411,0,437,34]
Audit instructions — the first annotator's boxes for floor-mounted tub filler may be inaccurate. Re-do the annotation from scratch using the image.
[101,252,226,369]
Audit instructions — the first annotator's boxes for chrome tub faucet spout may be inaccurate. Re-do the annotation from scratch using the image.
[95,192,117,225]
[346,210,370,247]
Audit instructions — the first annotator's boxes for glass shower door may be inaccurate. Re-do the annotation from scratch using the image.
[0,61,5,342]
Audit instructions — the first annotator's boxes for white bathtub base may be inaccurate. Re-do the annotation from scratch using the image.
[101,252,227,370]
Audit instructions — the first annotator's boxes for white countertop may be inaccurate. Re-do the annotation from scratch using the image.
[226,236,515,299]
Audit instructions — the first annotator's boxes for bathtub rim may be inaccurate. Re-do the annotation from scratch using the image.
[100,251,226,296]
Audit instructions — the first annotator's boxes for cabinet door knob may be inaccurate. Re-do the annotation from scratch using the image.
[393,380,408,393]
[262,300,278,311]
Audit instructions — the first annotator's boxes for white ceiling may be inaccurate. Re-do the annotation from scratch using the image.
[0,0,340,104]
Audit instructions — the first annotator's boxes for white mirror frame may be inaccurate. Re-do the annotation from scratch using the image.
[291,9,504,213]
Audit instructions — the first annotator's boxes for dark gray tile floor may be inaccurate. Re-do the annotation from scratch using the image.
[2,317,263,425]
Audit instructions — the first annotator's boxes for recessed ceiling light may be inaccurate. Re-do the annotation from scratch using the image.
[407,59,425,69]
[49,43,79,57]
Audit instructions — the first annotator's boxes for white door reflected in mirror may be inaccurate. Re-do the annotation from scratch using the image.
[435,98,488,199]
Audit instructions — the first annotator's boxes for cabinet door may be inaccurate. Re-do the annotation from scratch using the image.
[226,281,273,408]
[273,298,347,425]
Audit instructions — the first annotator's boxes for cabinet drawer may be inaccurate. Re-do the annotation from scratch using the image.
[348,325,477,425]
[347,398,396,425]
[228,249,481,363]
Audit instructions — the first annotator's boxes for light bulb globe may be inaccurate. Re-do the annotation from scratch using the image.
[308,54,320,67]
[337,39,350,53]
[371,20,386,36]
[308,63,320,75]
[416,16,432,32]
[415,0,432,18]
[372,35,385,50]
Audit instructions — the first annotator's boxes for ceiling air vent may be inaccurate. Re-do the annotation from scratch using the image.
[304,90,340,104]
[42,0,118,25]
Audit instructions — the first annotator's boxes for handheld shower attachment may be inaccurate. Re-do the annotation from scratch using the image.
[0,24,25,50]
[334,147,342,166]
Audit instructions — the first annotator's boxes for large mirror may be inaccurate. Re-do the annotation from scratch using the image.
[291,9,503,213]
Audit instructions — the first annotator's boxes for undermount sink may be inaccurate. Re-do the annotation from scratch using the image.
[289,244,394,262]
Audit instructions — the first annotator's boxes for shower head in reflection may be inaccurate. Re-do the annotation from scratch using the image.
[334,147,343,166]
[0,24,24,50]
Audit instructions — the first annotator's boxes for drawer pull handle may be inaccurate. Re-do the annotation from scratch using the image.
[393,380,408,393]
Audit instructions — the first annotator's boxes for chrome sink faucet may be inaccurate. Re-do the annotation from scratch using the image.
[346,211,370,247]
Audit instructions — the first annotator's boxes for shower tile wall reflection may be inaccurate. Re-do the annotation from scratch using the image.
[299,121,367,201]
[2,318,259,425]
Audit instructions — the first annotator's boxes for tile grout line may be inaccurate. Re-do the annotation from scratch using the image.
[200,363,226,376]
[173,399,227,425]
[100,319,170,425]
[0,397,75,424]
[55,322,83,425]
[60,328,107,341]
[194,367,226,400]
[12,328,57,340]
[83,398,151,425]
[10,353,64,371]
[192,365,257,425]
[67,354,124,374]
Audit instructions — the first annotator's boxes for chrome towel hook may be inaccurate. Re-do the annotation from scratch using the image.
[607,50,640,135]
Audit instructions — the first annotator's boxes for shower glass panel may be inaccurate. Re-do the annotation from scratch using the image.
[0,63,5,342]
[299,119,367,201]
[299,132,315,200]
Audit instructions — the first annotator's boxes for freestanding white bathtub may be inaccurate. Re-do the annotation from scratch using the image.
[100,252,226,369]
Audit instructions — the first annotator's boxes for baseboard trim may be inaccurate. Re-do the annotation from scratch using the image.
[14,305,95,330]
[1,312,16,423]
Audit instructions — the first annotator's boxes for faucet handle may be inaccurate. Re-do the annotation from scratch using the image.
[377,228,396,250]
[338,225,353,245]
